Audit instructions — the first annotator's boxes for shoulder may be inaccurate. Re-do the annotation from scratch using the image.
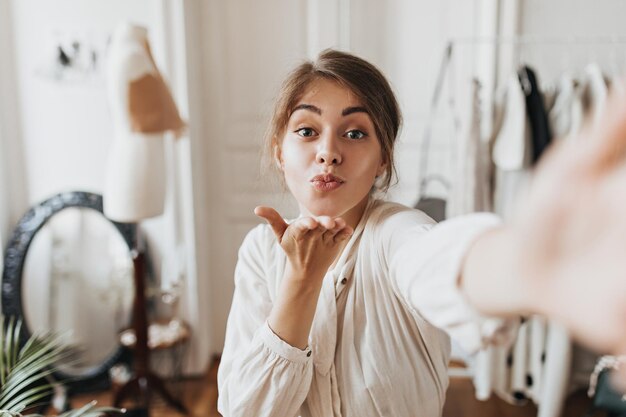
[366,199,437,235]
[359,200,438,258]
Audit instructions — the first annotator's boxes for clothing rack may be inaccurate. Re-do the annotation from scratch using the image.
[444,35,626,89]
[447,35,626,46]
[444,35,626,93]
[418,34,626,207]
[419,35,626,196]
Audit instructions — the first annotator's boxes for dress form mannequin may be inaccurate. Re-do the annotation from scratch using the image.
[104,132,165,222]
[104,23,184,222]
[103,23,186,415]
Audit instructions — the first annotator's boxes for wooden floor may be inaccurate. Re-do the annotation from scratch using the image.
[62,358,594,417]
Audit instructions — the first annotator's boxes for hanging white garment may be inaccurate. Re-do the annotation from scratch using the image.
[446,79,492,219]
[527,317,548,400]
[491,74,533,221]
[548,73,584,141]
[581,63,609,127]
[492,74,531,171]
[610,74,626,97]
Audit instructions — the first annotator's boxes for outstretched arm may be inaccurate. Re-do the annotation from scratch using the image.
[460,91,626,378]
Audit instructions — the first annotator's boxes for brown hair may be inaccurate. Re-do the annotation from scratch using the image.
[264,49,402,191]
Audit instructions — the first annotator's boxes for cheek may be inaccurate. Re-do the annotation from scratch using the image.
[352,148,384,178]
[280,143,310,177]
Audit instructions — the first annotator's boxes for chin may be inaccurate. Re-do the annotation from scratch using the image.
[302,198,347,218]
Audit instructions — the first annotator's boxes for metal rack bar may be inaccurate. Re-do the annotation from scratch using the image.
[448,35,626,46]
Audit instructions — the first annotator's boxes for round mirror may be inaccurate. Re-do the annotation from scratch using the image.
[2,191,137,393]
[23,207,134,375]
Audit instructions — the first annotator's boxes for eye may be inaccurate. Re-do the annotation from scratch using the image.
[345,129,366,140]
[295,127,317,138]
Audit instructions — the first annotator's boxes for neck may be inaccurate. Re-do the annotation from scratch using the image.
[343,195,371,230]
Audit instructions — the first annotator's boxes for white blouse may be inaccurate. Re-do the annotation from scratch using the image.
[218,199,517,417]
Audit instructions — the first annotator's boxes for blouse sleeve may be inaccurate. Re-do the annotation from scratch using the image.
[217,225,314,417]
[381,209,520,355]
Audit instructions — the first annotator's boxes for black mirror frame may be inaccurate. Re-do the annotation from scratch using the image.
[2,191,135,394]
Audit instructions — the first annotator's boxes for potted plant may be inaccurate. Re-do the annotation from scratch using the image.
[0,317,122,416]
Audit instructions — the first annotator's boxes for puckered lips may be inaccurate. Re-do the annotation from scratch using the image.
[310,173,345,191]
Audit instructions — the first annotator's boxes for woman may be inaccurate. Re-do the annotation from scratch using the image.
[218,49,626,417]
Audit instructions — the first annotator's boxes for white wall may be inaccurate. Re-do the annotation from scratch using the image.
[516,0,626,82]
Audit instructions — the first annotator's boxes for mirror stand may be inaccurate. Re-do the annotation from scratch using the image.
[113,247,187,415]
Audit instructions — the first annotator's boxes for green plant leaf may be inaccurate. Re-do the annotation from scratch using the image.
[10,319,22,372]
[0,317,6,387]
[0,317,124,417]
[57,400,124,417]
[0,346,62,408]
[1,379,52,410]
[2,387,51,413]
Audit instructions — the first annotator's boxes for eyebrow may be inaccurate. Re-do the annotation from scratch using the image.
[342,106,368,116]
[292,104,321,115]
[291,104,369,117]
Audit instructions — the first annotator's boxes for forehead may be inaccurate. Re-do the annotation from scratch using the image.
[295,78,363,109]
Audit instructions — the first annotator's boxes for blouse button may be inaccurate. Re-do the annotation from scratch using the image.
[307,350,312,357]
[341,277,347,285]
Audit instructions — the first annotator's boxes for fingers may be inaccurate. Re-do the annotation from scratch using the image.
[582,91,626,175]
[336,224,354,241]
[291,216,320,235]
[254,206,289,240]
[291,215,353,243]
[327,217,353,242]
[256,206,354,246]
[607,342,626,393]
[317,216,353,243]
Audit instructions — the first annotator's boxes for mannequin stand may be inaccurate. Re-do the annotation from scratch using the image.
[113,249,188,415]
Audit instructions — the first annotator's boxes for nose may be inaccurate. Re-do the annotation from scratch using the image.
[316,135,342,166]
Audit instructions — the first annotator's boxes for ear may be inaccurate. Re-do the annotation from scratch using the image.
[376,158,387,177]
[273,144,284,171]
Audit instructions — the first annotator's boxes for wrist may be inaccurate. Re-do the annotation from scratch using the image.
[461,225,538,317]
[267,264,326,350]
[284,260,327,289]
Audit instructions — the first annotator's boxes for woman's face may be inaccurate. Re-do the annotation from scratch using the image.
[277,78,386,227]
